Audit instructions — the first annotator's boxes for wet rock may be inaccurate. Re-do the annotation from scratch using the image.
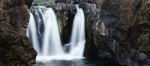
[48,3,76,44]
[138,53,148,61]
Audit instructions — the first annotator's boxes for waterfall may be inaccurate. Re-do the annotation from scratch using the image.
[42,8,65,56]
[26,5,85,62]
[69,5,85,56]
[26,12,40,55]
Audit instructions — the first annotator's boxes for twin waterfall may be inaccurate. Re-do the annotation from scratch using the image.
[26,5,85,61]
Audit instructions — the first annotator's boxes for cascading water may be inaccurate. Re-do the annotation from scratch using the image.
[42,8,65,56]
[69,5,85,57]
[26,12,40,55]
[26,5,85,62]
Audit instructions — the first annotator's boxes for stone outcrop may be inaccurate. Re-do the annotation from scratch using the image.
[84,0,150,66]
[0,0,36,66]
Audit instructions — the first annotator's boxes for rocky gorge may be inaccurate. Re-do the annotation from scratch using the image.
[0,0,150,66]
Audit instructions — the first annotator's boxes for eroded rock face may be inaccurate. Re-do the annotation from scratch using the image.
[0,0,36,66]
[84,0,150,66]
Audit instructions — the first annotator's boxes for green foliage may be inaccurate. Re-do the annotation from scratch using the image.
[33,0,55,4]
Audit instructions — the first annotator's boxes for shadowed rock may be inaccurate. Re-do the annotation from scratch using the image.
[0,0,36,66]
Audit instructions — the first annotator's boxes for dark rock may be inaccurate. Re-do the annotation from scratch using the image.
[84,0,150,66]
[48,3,76,44]
[0,0,36,66]
[138,53,148,61]
[25,0,33,8]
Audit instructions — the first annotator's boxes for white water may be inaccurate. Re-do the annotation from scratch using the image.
[27,6,85,62]
[69,5,86,56]
[42,8,65,56]
[101,21,106,36]
[26,12,40,55]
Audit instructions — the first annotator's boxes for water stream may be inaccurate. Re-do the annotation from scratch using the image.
[26,5,85,62]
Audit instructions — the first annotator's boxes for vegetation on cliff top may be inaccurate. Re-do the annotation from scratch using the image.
[33,0,55,4]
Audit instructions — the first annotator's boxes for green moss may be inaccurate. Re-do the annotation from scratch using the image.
[57,18,63,34]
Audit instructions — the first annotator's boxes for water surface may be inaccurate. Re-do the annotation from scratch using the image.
[35,59,121,66]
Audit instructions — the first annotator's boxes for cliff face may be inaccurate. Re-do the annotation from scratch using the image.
[84,0,150,66]
[0,0,36,66]
[48,0,150,66]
